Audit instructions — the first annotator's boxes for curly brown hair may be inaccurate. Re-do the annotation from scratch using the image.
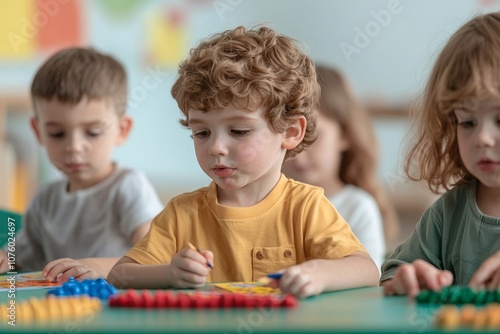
[405,12,500,193]
[31,47,128,116]
[171,26,319,159]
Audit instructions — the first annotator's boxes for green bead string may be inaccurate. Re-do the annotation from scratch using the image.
[416,286,500,304]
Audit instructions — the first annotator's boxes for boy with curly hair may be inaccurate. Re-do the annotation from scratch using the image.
[108,26,378,298]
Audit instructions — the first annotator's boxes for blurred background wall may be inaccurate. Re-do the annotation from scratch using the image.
[1,0,499,250]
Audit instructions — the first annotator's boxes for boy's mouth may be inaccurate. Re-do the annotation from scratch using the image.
[212,166,236,177]
[65,163,86,171]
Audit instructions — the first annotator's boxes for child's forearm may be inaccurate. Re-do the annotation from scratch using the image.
[107,257,172,289]
[318,252,380,291]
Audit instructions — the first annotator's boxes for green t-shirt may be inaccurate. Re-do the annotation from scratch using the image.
[381,181,500,285]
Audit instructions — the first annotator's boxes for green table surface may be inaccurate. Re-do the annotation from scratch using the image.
[0,286,490,333]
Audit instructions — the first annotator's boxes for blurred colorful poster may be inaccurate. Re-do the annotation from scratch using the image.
[95,0,145,19]
[0,0,35,58]
[0,0,84,59]
[36,0,83,53]
[146,8,189,68]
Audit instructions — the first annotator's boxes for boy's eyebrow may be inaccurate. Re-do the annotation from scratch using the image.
[44,121,106,127]
[187,115,258,125]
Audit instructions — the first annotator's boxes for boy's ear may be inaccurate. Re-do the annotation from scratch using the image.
[30,117,44,145]
[282,116,306,150]
[116,115,133,146]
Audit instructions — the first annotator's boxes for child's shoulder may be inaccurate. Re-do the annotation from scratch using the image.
[111,165,149,184]
[167,184,212,206]
[282,176,325,198]
[427,181,475,216]
[28,178,67,211]
[334,185,375,202]
[34,177,66,196]
[437,181,474,204]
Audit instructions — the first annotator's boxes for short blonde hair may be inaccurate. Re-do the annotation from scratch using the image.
[405,12,500,193]
[171,26,319,159]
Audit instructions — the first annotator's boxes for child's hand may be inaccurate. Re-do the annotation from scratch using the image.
[382,259,453,297]
[42,258,100,282]
[168,247,213,288]
[270,263,325,298]
[468,250,500,290]
[0,250,8,274]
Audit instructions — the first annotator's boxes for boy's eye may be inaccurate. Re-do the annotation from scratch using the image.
[192,130,210,139]
[48,132,64,138]
[231,129,250,136]
[86,129,102,138]
[458,120,476,128]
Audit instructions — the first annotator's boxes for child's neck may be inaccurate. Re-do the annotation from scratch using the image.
[476,182,500,218]
[67,163,116,192]
[216,173,281,207]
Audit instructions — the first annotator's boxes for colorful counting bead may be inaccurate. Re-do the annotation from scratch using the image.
[108,290,297,308]
[47,277,117,300]
[435,304,500,329]
[416,286,500,304]
[0,295,102,322]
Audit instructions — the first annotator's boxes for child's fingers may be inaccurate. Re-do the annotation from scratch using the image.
[182,247,206,264]
[297,281,320,298]
[279,266,300,288]
[180,249,211,275]
[382,279,396,296]
[486,270,500,290]
[169,250,210,288]
[42,258,65,277]
[179,256,211,275]
[200,250,214,268]
[469,254,500,289]
[392,263,420,297]
[413,261,450,291]
[437,270,453,287]
[177,270,207,287]
[279,266,311,296]
[57,266,94,282]
[43,258,80,281]
[169,265,207,288]
[285,274,313,298]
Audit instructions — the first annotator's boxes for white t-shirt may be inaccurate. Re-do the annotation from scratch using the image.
[15,165,164,271]
[330,185,385,273]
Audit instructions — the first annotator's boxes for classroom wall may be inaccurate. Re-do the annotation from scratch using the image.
[1,0,499,222]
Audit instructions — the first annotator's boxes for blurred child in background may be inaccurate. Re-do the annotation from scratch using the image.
[283,65,399,271]
[0,47,163,281]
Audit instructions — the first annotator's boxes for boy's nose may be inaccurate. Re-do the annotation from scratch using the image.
[208,136,228,156]
[65,133,91,153]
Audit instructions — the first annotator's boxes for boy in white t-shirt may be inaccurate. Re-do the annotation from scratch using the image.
[0,47,163,281]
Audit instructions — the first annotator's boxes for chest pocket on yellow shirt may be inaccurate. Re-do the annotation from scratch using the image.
[251,246,296,281]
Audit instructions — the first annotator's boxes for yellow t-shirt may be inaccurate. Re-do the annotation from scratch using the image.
[126,174,367,282]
